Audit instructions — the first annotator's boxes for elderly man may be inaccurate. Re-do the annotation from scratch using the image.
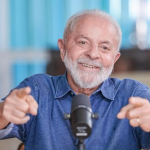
[0,9,150,150]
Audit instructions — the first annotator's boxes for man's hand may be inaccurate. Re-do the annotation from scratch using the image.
[0,87,38,125]
[117,97,150,132]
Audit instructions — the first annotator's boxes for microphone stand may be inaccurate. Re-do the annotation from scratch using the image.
[77,139,85,150]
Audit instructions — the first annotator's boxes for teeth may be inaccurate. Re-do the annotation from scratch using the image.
[82,63,96,68]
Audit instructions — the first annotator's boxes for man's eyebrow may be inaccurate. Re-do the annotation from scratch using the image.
[100,41,112,45]
[77,35,91,40]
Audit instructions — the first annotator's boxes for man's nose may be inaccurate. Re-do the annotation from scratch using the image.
[85,45,100,60]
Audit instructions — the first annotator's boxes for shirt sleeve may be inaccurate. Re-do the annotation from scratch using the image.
[0,99,14,139]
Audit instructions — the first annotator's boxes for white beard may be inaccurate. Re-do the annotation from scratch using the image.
[63,53,114,89]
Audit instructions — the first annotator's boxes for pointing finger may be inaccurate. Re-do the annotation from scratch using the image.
[129,97,149,107]
[26,95,38,115]
[117,104,133,119]
[16,87,31,99]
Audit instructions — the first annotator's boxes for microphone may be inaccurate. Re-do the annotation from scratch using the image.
[70,94,92,139]
[64,94,99,140]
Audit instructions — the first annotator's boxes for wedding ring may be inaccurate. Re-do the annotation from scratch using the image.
[137,118,140,125]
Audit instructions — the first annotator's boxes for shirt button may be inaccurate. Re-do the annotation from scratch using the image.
[71,92,74,95]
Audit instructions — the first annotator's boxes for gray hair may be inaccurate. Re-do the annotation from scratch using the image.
[63,9,122,52]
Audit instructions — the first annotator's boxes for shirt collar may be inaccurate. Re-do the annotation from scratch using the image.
[92,78,116,101]
[55,73,73,98]
[55,74,115,100]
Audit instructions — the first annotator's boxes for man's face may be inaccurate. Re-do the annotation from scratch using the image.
[58,15,120,88]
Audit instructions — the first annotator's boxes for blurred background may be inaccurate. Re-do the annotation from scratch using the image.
[0,0,150,149]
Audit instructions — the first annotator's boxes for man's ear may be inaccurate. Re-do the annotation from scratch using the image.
[58,39,66,62]
[114,52,121,63]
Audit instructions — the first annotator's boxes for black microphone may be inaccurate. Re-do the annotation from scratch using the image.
[64,94,99,150]
[70,94,92,140]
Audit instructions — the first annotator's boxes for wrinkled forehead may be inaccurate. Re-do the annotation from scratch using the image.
[76,15,119,36]
[70,15,119,44]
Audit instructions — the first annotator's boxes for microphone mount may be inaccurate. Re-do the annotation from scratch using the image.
[64,112,99,150]
[64,113,99,120]
[64,94,99,150]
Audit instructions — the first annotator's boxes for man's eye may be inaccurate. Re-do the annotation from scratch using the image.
[79,41,86,44]
[103,46,108,50]
[99,46,109,51]
[77,40,90,48]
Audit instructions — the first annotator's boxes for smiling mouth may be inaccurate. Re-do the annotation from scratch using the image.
[80,63,99,69]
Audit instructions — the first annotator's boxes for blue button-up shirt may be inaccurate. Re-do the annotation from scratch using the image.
[0,73,150,150]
